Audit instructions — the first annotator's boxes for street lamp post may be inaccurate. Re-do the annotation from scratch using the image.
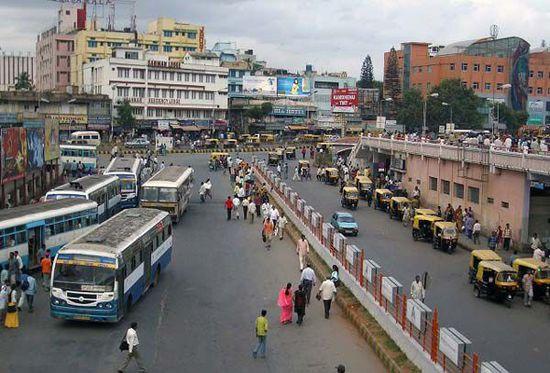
[422,92,439,137]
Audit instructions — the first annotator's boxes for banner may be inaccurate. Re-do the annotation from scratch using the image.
[45,114,87,131]
[242,76,277,95]
[26,128,45,170]
[44,119,60,161]
[277,77,310,96]
[1,128,27,183]
[331,88,358,113]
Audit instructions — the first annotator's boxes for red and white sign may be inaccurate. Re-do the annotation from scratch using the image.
[331,88,358,113]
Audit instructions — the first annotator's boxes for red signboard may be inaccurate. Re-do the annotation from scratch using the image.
[1,127,27,184]
[331,88,359,113]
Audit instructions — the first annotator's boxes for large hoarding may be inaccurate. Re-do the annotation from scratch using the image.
[27,128,45,170]
[331,88,359,113]
[1,127,27,183]
[242,76,277,96]
[277,77,310,96]
[44,119,60,161]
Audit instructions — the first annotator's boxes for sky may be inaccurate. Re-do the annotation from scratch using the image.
[0,0,548,79]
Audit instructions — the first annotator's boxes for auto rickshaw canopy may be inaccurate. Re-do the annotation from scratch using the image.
[325,167,338,175]
[471,249,502,262]
[343,186,359,195]
[415,208,437,216]
[210,152,229,160]
[390,196,410,204]
[413,214,444,226]
[299,160,310,167]
[374,188,392,196]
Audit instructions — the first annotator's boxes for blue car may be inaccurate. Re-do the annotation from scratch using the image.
[330,211,359,236]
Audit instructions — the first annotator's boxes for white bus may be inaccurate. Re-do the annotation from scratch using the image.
[60,143,98,173]
[70,131,101,146]
[104,157,144,208]
[0,199,98,270]
[140,166,194,223]
[50,208,173,322]
[45,175,121,222]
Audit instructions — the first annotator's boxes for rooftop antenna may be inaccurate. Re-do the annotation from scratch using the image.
[490,24,499,40]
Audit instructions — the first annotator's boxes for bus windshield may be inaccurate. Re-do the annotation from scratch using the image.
[120,179,136,192]
[142,187,177,202]
[46,193,86,201]
[53,262,115,292]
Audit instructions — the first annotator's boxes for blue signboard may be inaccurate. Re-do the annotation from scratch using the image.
[277,77,310,96]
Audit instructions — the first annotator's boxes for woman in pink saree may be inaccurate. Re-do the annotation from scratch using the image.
[277,283,293,324]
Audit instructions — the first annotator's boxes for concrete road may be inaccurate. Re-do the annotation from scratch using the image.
[271,156,549,373]
[3,153,385,373]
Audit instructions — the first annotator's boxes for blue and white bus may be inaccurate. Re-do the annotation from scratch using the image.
[60,143,98,173]
[45,175,122,222]
[104,157,143,208]
[0,199,98,270]
[50,208,173,322]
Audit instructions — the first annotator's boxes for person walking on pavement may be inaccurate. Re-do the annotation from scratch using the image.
[20,271,37,312]
[410,275,425,302]
[503,223,512,251]
[300,263,316,305]
[41,253,52,291]
[296,235,309,271]
[472,220,481,244]
[242,197,249,220]
[277,283,293,324]
[318,276,337,319]
[522,271,534,307]
[294,284,307,325]
[252,309,268,359]
[301,146,306,159]
[199,182,207,203]
[248,198,256,224]
[4,283,19,328]
[533,246,545,262]
[530,233,542,251]
[277,214,288,240]
[225,196,234,221]
[262,217,274,250]
[118,322,146,372]
[0,280,8,324]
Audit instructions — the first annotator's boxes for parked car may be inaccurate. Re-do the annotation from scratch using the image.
[125,138,150,148]
[330,211,359,236]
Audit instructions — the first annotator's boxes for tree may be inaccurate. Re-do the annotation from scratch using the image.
[396,88,424,132]
[115,100,135,130]
[496,103,528,134]
[245,102,273,121]
[358,55,374,88]
[384,47,401,101]
[15,72,33,91]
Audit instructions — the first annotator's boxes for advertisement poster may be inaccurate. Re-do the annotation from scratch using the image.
[1,128,27,183]
[44,119,60,161]
[242,76,277,95]
[277,77,310,96]
[27,128,45,170]
[331,88,359,113]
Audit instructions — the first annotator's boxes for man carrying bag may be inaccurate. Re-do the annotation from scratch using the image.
[118,322,146,372]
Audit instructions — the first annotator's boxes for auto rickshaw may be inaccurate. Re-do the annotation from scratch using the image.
[246,135,261,145]
[411,214,443,242]
[432,221,458,253]
[205,138,220,148]
[415,208,437,217]
[473,261,518,308]
[238,134,251,143]
[373,189,393,211]
[468,250,502,283]
[268,151,282,166]
[324,167,339,185]
[224,139,238,148]
[341,186,359,210]
[298,160,310,177]
[355,176,373,199]
[285,146,296,159]
[512,258,550,303]
[209,152,229,170]
[388,196,411,220]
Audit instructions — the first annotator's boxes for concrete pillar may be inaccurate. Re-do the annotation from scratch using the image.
[520,175,531,247]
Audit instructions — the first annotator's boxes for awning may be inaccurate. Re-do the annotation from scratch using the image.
[178,125,202,132]
[288,125,309,131]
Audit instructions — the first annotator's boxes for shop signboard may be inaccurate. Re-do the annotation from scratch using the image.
[331,88,358,113]
[277,77,311,96]
[26,128,44,170]
[87,115,111,130]
[272,106,306,117]
[0,113,18,126]
[44,119,60,161]
[1,127,27,183]
[242,76,277,96]
[45,114,87,131]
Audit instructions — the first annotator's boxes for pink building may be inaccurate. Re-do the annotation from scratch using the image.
[35,26,75,92]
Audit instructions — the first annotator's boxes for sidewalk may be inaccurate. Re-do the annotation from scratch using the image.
[457,232,516,263]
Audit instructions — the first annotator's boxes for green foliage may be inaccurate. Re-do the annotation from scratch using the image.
[115,100,135,128]
[396,89,423,131]
[15,72,33,91]
[260,102,273,116]
[358,55,374,88]
[496,103,528,134]
[245,102,273,121]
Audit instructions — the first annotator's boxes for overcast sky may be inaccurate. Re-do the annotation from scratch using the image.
[0,0,548,79]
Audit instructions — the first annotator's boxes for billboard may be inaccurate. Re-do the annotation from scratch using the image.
[331,88,359,113]
[242,76,277,95]
[272,106,306,117]
[1,127,27,183]
[277,77,310,96]
[26,128,45,170]
[44,119,60,161]
[527,100,545,125]
[45,114,87,131]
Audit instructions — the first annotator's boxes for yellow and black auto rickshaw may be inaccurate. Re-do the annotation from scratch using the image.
[373,189,393,211]
[415,208,438,217]
[355,176,373,199]
[298,160,310,175]
[388,196,411,220]
[512,258,550,303]
[411,214,443,242]
[205,138,220,148]
[285,146,297,159]
[324,167,339,185]
[268,151,282,166]
[341,186,359,210]
[432,221,458,254]
[468,250,502,283]
[224,139,238,148]
[473,261,518,307]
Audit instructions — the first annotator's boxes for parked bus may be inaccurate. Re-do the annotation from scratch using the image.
[140,166,194,223]
[70,131,101,146]
[50,208,173,322]
[0,199,98,270]
[60,143,98,173]
[104,157,143,208]
[45,175,121,222]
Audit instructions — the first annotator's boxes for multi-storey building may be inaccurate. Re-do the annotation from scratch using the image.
[527,46,550,125]
[82,46,228,126]
[36,27,75,92]
[0,53,35,91]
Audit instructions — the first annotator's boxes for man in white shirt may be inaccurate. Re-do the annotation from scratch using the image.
[410,275,425,302]
[533,247,545,262]
[270,207,279,227]
[232,196,241,220]
[472,220,481,244]
[118,322,145,372]
[530,233,542,251]
[318,276,337,319]
[296,235,310,271]
[277,215,288,239]
[300,263,316,304]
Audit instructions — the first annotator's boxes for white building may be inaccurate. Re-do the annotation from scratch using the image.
[0,53,35,91]
[82,46,228,124]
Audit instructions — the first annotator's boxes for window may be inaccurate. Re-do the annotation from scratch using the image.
[454,183,464,199]
[496,83,503,90]
[161,89,167,98]
[429,177,438,191]
[163,45,172,52]
[163,30,173,37]
[116,87,129,97]
[485,64,492,72]
[169,90,174,98]
[485,82,491,90]
[528,87,533,94]
[188,32,197,39]
[449,63,455,71]
[472,82,479,90]
[461,81,467,87]
[177,73,182,81]
[184,73,190,82]
[418,67,423,73]
[468,186,479,204]
[150,44,159,51]
[497,65,504,73]
[537,87,543,95]
[529,70,534,78]
[461,63,468,71]
[170,72,174,81]
[501,201,509,208]
[124,51,139,60]
[132,87,145,97]
[442,180,450,195]
[88,40,97,48]
[487,197,494,204]
[192,74,197,82]
[162,71,168,80]
[133,69,145,79]
[117,68,130,78]
[473,63,480,71]
[198,74,204,83]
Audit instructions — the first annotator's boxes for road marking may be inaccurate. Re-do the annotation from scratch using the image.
[152,287,169,366]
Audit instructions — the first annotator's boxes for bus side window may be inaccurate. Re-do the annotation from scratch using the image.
[131,255,137,271]
[156,233,161,248]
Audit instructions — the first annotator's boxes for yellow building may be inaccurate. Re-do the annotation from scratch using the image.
[71,17,205,89]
